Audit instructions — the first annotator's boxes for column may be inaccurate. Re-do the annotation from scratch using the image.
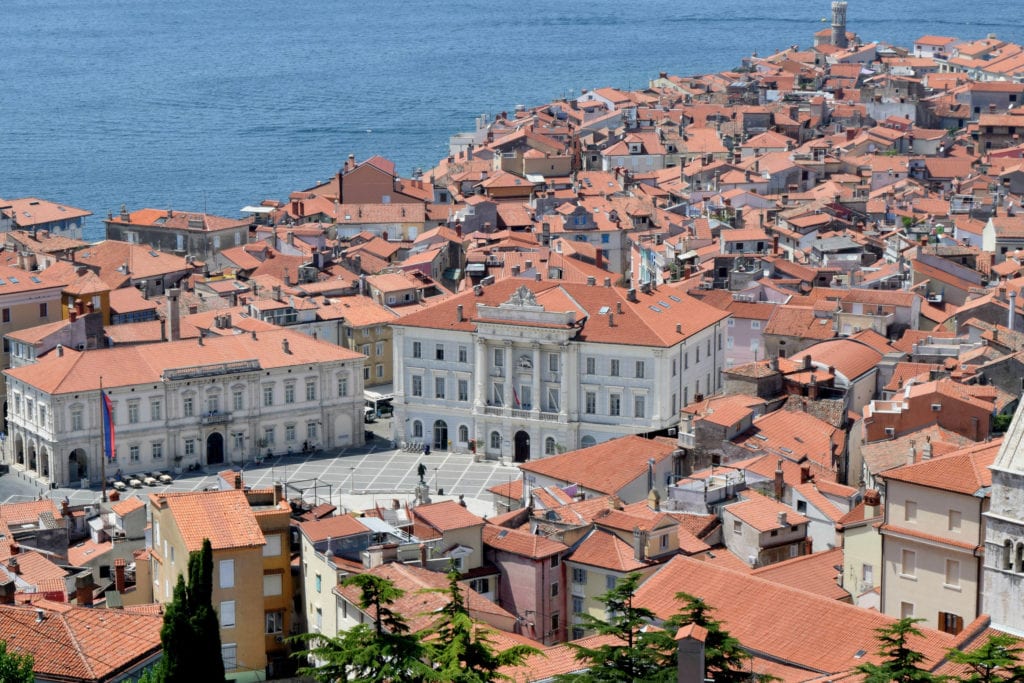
[392,329,405,397]
[531,342,542,415]
[474,338,487,409]
[650,349,664,424]
[503,340,512,409]
[562,342,576,420]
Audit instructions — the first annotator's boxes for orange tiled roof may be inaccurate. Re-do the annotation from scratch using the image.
[519,435,677,496]
[483,524,567,559]
[880,439,1000,495]
[298,515,371,543]
[152,489,265,552]
[724,490,810,532]
[750,547,849,601]
[412,500,485,532]
[568,528,651,572]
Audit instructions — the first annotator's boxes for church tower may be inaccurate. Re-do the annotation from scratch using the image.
[831,1,849,49]
[983,400,1024,636]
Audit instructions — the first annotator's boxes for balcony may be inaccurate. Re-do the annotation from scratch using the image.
[511,409,532,419]
[483,406,505,417]
[201,411,231,425]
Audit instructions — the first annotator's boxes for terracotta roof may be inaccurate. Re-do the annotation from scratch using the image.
[106,208,248,232]
[110,496,145,517]
[151,489,265,552]
[880,439,999,495]
[751,548,849,601]
[518,435,678,496]
[568,528,651,571]
[0,603,162,680]
[792,482,847,524]
[764,306,836,340]
[732,409,843,472]
[0,197,91,226]
[799,337,883,381]
[68,539,113,567]
[298,515,371,543]
[725,490,811,532]
[483,524,567,559]
[411,500,485,532]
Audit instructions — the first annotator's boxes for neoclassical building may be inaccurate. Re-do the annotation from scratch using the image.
[4,328,365,487]
[392,279,729,461]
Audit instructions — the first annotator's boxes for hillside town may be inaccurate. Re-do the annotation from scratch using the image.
[7,3,1024,681]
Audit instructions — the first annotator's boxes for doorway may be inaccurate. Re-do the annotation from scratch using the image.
[206,432,225,465]
[514,430,530,463]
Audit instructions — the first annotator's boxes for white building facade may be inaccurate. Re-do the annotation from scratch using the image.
[392,281,728,462]
[4,329,365,487]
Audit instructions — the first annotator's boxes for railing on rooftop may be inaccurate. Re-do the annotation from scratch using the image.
[163,359,261,382]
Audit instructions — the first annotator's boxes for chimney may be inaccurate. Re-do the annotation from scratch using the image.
[56,344,64,358]
[234,473,242,490]
[608,313,615,327]
[800,464,811,484]
[75,574,94,607]
[774,459,785,500]
[197,333,203,346]
[777,511,788,527]
[627,288,638,303]
[282,338,291,354]
[604,277,612,287]
[114,558,126,593]
[69,309,77,322]
[676,323,682,334]
[675,624,708,683]
[35,608,45,623]
[907,439,917,466]
[586,276,596,286]
[864,489,882,518]
[6,557,19,575]
[274,482,284,503]
[167,288,181,341]
[802,354,812,371]
[632,528,648,562]
[0,580,14,605]
[808,373,819,400]
[456,305,464,322]
[616,301,623,314]
[921,436,932,460]
[418,543,428,567]
[1009,290,1017,331]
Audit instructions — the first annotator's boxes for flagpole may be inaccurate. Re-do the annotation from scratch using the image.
[100,377,107,503]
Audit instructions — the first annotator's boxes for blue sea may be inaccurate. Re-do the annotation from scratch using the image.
[2,0,1021,241]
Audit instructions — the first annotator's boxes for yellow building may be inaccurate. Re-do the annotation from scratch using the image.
[333,295,399,388]
[149,482,293,680]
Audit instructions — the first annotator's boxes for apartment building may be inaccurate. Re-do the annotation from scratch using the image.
[392,279,728,460]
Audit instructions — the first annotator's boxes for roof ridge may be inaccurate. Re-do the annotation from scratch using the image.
[58,611,97,679]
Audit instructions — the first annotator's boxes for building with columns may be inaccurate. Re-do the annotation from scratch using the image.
[391,279,729,461]
[4,328,365,487]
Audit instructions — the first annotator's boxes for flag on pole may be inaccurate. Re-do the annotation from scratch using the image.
[512,384,521,408]
[101,390,115,460]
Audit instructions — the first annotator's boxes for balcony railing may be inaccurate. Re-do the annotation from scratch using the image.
[201,411,231,425]
[483,406,504,417]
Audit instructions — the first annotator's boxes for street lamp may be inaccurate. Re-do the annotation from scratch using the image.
[433,466,439,495]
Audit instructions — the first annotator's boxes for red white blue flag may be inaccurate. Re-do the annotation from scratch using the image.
[101,391,115,460]
[512,385,521,408]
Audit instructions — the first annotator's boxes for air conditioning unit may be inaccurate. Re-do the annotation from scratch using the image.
[667,427,678,437]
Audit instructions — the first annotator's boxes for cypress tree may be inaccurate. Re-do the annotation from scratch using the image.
[158,538,224,683]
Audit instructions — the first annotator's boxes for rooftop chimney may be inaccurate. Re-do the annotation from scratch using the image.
[282,338,291,354]
[75,574,94,607]
[167,288,181,341]
[864,489,882,518]
[774,459,785,500]
[777,511,788,527]
[907,439,917,466]
[632,528,648,562]
[234,473,242,490]
[114,558,126,593]
[587,276,597,286]
[1009,290,1017,331]
[456,305,464,322]
[608,313,615,327]
[675,624,708,683]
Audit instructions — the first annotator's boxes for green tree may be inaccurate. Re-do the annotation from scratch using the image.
[423,566,540,682]
[292,573,436,683]
[945,633,1024,683]
[0,640,34,683]
[557,572,672,683]
[158,538,225,683]
[856,618,940,683]
[655,592,752,683]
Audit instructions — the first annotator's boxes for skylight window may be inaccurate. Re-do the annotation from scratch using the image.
[648,305,661,313]
[30,276,41,283]
[598,306,611,315]
[658,300,670,308]
[9,276,19,284]
[669,295,682,302]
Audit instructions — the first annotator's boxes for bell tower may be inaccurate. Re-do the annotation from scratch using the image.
[831,1,849,49]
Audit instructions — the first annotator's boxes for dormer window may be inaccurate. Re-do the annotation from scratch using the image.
[629,143,642,154]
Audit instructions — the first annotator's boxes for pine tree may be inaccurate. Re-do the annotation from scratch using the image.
[423,566,540,683]
[557,572,672,683]
[158,538,225,683]
[0,640,34,683]
[856,618,940,683]
[945,633,1024,683]
[658,592,752,683]
[293,573,436,683]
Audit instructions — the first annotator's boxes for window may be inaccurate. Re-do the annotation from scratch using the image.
[38,405,46,425]
[572,567,587,584]
[573,627,585,640]
[733,520,742,535]
[413,341,422,358]
[412,375,423,397]
[900,549,916,578]
[128,401,139,424]
[232,433,244,451]
[545,437,556,455]
[609,393,621,417]
[363,365,371,381]
[610,359,620,376]
[220,601,236,628]
[264,426,275,446]
[796,500,807,514]
[585,357,596,374]
[184,438,195,456]
[469,578,490,594]
[1,308,8,323]
[573,596,584,613]
[493,348,504,367]
[458,379,469,402]
[751,320,762,330]
[634,395,645,418]
[551,582,559,597]
[285,424,296,442]
[548,353,558,372]
[945,559,960,588]
[458,345,468,363]
[183,396,194,417]
[435,376,446,399]
[939,612,964,635]
[129,445,140,462]
[284,383,295,404]
[948,510,962,532]
[904,501,917,522]
[900,602,914,619]
[551,613,560,633]
[376,341,384,357]
[696,347,701,363]
[862,563,874,585]
[435,344,445,360]
[221,644,237,671]
[219,560,235,588]
[262,386,273,406]
[315,573,322,593]
[266,611,284,635]
[39,302,48,318]
[361,344,372,358]
[492,382,504,406]
[458,425,469,443]
[263,573,283,596]
[412,420,423,438]
[606,574,617,591]
[376,363,384,378]
[635,361,645,378]
[547,387,560,412]
[490,431,501,450]
[337,376,348,397]
[672,358,677,376]
[306,380,316,401]
[71,408,83,431]
[151,399,162,421]
[551,555,560,568]
[307,422,318,441]
[585,392,596,414]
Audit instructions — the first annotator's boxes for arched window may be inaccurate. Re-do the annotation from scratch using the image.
[1016,542,1024,573]
[545,437,556,456]
[1004,539,1014,571]
[580,435,597,448]
[490,431,501,450]
[458,425,469,443]
[412,420,423,438]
